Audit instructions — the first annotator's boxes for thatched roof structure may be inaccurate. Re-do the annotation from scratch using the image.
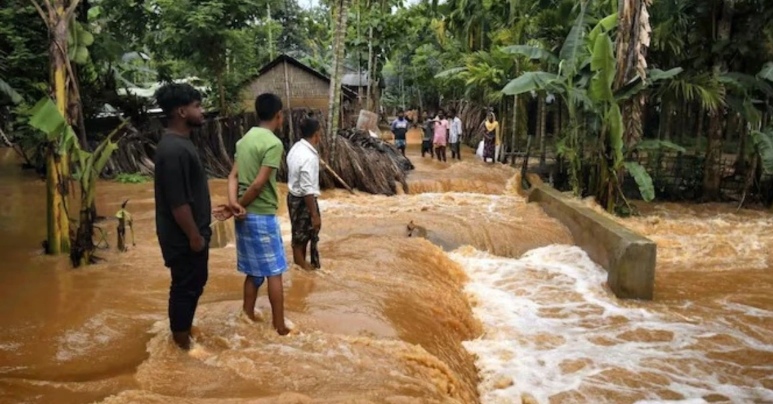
[105,108,414,196]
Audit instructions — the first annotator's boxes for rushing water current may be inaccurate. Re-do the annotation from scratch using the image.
[0,144,771,404]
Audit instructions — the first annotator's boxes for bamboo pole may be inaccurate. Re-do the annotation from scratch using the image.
[320,159,355,194]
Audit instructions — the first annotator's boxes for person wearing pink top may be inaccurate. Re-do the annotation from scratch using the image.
[433,110,450,162]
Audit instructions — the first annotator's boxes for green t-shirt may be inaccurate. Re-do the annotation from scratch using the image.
[235,127,284,215]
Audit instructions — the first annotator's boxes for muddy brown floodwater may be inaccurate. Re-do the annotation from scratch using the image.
[0,142,771,404]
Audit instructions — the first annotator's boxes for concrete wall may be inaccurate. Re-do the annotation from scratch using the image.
[527,184,656,300]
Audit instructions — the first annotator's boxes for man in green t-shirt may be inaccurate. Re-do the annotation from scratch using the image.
[227,93,291,336]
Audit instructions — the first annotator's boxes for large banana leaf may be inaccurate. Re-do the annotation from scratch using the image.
[758,62,773,82]
[726,95,762,125]
[502,71,559,95]
[85,138,119,206]
[589,32,615,103]
[608,103,624,166]
[588,13,618,46]
[28,98,66,142]
[719,72,773,98]
[501,45,559,64]
[634,139,687,153]
[649,67,683,82]
[751,129,773,175]
[624,161,655,202]
[558,2,588,77]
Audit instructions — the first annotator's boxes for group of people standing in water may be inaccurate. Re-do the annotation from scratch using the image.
[152,82,507,350]
[153,83,322,350]
[390,108,502,163]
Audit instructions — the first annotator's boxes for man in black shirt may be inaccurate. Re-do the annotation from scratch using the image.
[153,83,211,350]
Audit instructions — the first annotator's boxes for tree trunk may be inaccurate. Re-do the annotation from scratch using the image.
[696,108,704,150]
[217,69,227,116]
[365,25,374,111]
[734,119,747,176]
[511,94,518,156]
[326,0,349,160]
[45,1,72,255]
[538,93,547,166]
[702,0,734,200]
[283,60,294,140]
[703,111,724,199]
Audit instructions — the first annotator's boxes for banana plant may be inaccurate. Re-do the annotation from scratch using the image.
[68,20,95,65]
[751,128,773,176]
[28,97,127,267]
[501,6,682,211]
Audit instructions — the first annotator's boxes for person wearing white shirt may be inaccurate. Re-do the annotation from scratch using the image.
[449,108,463,160]
[286,117,322,270]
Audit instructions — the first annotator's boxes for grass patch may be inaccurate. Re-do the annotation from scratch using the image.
[115,173,152,184]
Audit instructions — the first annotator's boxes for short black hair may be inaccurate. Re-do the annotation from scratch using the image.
[397,108,404,113]
[450,108,457,115]
[300,117,320,139]
[154,83,202,115]
[255,93,283,121]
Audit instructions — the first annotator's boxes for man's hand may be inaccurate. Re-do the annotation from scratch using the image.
[311,214,321,232]
[212,204,233,221]
[190,233,206,252]
[229,202,247,220]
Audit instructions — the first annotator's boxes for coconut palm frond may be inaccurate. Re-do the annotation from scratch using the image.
[660,73,726,111]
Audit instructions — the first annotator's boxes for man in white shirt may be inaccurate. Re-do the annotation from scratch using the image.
[449,108,463,160]
[286,117,322,270]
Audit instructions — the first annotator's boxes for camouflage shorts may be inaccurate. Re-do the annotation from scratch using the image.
[287,194,320,247]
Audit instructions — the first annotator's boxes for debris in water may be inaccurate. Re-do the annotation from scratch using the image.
[493,376,514,389]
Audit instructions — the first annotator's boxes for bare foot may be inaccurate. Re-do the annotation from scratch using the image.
[300,261,316,271]
[240,310,264,323]
[274,317,294,336]
[276,326,291,336]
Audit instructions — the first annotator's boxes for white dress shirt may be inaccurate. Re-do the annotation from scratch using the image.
[287,139,320,197]
[449,117,463,143]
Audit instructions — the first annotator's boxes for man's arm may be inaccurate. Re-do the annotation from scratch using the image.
[160,151,204,250]
[299,160,321,230]
[238,142,282,208]
[228,163,239,205]
[227,163,246,218]
[238,166,274,208]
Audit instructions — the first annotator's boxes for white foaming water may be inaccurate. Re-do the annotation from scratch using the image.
[56,311,124,362]
[452,245,773,404]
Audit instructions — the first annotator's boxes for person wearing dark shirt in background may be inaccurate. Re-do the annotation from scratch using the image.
[390,109,409,157]
[422,111,435,158]
[153,83,212,350]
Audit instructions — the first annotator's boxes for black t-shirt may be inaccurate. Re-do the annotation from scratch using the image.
[154,132,212,266]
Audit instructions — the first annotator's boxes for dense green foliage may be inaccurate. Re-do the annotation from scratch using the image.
[2,0,772,209]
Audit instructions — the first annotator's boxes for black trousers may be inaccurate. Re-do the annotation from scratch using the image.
[450,142,461,159]
[168,248,209,333]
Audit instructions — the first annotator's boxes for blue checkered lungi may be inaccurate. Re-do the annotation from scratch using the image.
[235,214,288,281]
